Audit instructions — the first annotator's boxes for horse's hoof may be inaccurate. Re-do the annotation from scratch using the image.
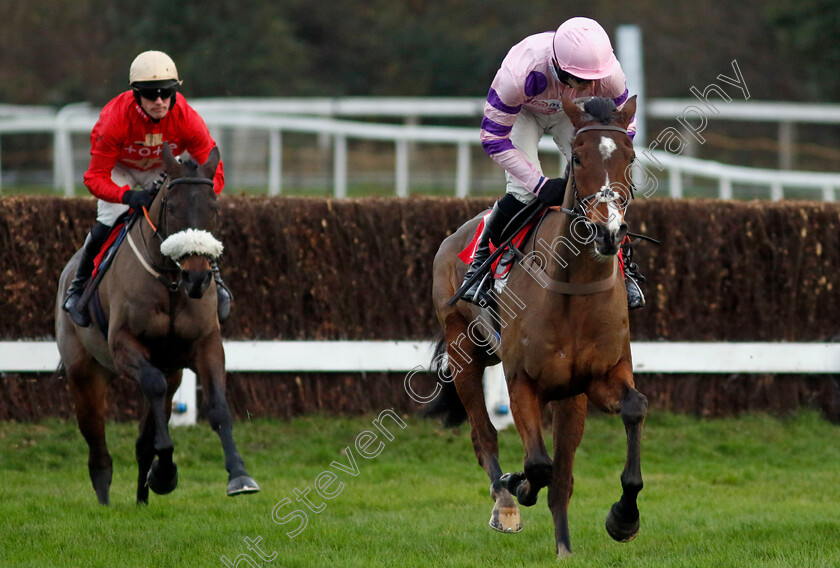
[556,545,573,559]
[90,468,112,505]
[488,490,521,533]
[147,460,178,495]
[228,475,260,496]
[605,502,640,542]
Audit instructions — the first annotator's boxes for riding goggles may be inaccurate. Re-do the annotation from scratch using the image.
[135,85,176,101]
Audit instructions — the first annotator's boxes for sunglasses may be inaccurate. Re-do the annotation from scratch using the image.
[135,86,176,101]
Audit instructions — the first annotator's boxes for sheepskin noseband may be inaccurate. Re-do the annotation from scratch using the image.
[160,228,224,261]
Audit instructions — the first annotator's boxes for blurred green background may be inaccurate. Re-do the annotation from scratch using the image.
[2,0,835,104]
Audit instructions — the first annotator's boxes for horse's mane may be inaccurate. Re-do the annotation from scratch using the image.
[580,97,617,125]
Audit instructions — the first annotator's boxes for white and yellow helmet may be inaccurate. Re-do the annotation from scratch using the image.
[129,50,182,88]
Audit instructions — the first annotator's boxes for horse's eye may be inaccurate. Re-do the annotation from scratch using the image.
[572,154,581,167]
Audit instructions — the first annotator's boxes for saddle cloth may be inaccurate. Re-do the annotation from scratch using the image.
[92,221,126,277]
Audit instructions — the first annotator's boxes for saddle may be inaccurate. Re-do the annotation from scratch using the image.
[458,208,546,281]
[458,207,630,292]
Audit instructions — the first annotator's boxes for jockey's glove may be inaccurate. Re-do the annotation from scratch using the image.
[537,177,567,206]
[122,188,154,210]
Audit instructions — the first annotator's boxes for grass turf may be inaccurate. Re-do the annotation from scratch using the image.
[1,411,839,567]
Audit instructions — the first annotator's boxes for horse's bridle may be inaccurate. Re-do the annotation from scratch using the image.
[131,174,216,290]
[561,124,633,221]
[156,176,215,245]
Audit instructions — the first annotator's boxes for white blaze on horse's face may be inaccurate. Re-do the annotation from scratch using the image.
[599,136,617,160]
[599,174,624,235]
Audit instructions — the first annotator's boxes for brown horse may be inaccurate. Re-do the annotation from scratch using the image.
[55,144,259,505]
[431,96,646,558]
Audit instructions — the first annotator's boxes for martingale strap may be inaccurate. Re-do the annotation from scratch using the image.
[126,232,178,290]
[527,257,618,296]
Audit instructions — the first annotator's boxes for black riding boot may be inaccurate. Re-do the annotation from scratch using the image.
[461,194,526,306]
[210,259,233,323]
[622,241,646,310]
[63,222,111,327]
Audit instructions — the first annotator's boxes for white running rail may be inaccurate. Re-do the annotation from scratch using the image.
[3,340,838,427]
[1,99,839,200]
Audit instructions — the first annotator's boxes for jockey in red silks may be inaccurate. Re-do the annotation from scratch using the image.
[62,50,232,327]
[461,17,646,309]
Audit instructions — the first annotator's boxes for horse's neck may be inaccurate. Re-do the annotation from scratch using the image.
[538,210,614,285]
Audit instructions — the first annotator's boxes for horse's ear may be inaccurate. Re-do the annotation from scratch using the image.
[614,95,637,130]
[561,96,585,129]
[199,147,221,180]
[161,142,180,175]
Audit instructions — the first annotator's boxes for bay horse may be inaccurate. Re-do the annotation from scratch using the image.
[55,143,259,505]
[431,96,646,558]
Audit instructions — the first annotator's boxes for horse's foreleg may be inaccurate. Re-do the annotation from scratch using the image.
[69,362,113,505]
[444,314,520,533]
[503,372,552,508]
[194,333,259,496]
[135,371,181,504]
[113,332,177,495]
[547,395,586,558]
[605,386,647,542]
[135,406,155,504]
[589,361,647,543]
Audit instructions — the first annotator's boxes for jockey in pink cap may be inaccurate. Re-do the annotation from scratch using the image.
[461,17,646,309]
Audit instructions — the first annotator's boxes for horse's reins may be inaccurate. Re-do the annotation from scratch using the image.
[523,123,649,294]
[125,175,215,292]
[447,200,545,306]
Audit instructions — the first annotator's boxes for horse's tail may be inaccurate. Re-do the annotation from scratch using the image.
[421,334,468,428]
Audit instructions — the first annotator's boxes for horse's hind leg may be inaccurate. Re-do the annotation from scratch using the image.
[588,362,648,543]
[194,333,259,496]
[444,314,520,533]
[69,362,113,505]
[547,395,587,558]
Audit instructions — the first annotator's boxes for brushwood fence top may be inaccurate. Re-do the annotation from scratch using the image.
[2,97,840,200]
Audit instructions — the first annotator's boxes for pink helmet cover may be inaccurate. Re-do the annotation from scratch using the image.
[552,17,619,80]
